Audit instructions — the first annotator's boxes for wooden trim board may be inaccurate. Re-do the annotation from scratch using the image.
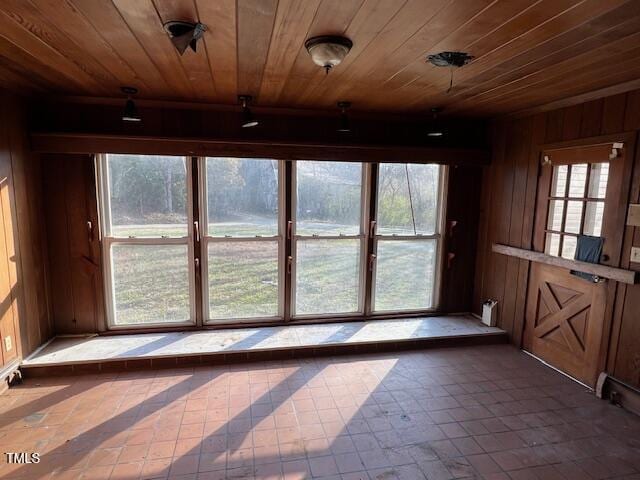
[30,133,491,166]
[492,244,638,284]
[628,204,640,227]
[597,373,640,417]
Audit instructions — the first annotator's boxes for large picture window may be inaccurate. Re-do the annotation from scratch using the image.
[98,155,446,329]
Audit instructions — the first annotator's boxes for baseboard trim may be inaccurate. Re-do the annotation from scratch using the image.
[596,372,640,416]
[22,336,56,363]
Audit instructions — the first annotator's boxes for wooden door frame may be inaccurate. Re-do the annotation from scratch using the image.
[533,132,636,254]
[525,131,637,383]
[606,131,640,374]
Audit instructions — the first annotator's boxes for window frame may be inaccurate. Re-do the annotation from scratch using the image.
[198,157,286,324]
[97,154,197,329]
[543,162,608,259]
[289,161,370,318]
[96,153,449,330]
[370,164,447,314]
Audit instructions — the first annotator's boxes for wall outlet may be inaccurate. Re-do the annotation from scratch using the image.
[4,336,11,352]
[631,247,640,264]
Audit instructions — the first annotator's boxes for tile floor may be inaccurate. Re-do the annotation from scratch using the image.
[2,344,640,480]
[22,315,502,367]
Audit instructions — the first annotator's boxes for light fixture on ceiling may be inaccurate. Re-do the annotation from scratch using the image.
[239,95,258,128]
[337,101,352,133]
[121,86,141,122]
[426,51,473,93]
[305,36,353,74]
[163,21,207,55]
[427,107,444,137]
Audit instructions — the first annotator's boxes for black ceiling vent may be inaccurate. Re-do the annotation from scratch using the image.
[163,21,207,55]
[426,51,473,68]
[426,51,474,93]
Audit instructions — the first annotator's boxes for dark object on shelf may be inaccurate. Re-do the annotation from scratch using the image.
[571,235,604,282]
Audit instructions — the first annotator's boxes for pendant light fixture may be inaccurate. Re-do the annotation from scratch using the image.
[305,36,353,74]
[427,107,444,137]
[238,95,258,128]
[337,101,351,133]
[163,21,207,55]
[121,86,141,122]
[426,51,473,93]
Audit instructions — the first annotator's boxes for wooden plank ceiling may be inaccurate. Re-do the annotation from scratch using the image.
[1,0,640,117]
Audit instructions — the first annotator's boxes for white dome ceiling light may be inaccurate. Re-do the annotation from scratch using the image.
[305,36,353,74]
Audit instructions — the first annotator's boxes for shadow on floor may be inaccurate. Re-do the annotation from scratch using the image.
[2,345,640,479]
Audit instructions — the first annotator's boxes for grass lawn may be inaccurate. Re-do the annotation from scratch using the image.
[110,222,435,325]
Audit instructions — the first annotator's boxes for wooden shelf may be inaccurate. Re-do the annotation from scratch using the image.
[492,244,638,285]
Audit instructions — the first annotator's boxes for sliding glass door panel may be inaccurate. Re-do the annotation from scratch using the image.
[202,157,283,322]
[112,244,191,325]
[295,239,361,315]
[374,239,437,311]
[208,241,279,319]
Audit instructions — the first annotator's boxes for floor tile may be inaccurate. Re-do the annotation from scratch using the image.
[1,345,639,480]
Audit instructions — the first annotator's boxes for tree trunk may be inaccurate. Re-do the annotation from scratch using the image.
[164,167,173,213]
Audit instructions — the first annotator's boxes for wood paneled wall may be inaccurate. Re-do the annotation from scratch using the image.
[475,89,640,389]
[29,99,488,154]
[0,91,52,364]
[42,155,104,335]
[441,165,483,313]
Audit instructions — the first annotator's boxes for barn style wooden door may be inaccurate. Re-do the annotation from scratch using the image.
[524,137,633,387]
[525,263,606,385]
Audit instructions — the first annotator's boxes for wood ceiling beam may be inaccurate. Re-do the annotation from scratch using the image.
[28,97,489,164]
[30,132,490,166]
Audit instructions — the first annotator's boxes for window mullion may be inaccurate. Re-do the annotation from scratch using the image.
[558,164,572,256]
[283,160,293,322]
[579,163,592,235]
[190,156,203,327]
[364,163,378,317]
